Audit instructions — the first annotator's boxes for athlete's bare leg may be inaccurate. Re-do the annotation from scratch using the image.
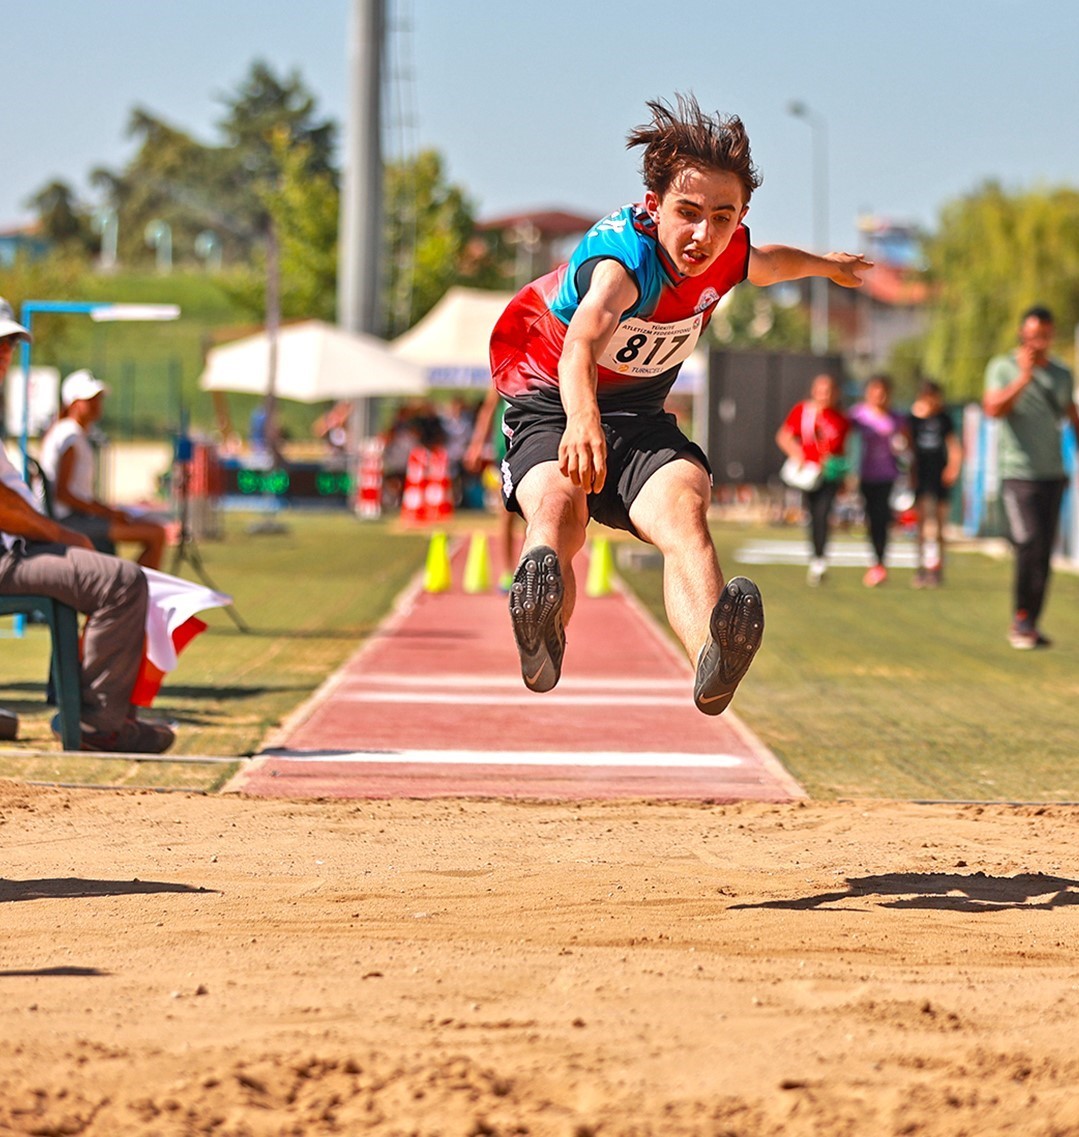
[513,461,589,624]
[913,498,928,577]
[628,456,722,656]
[506,461,590,693]
[630,456,763,715]
[932,496,949,580]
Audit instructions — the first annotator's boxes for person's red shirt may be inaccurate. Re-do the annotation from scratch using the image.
[782,400,849,464]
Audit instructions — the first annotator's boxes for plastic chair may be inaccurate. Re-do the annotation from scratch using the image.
[0,595,81,749]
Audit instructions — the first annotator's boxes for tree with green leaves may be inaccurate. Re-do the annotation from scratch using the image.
[24,60,508,346]
[382,149,504,336]
[79,60,337,275]
[705,281,813,352]
[25,180,95,256]
[222,129,340,324]
[88,109,229,268]
[922,182,1079,399]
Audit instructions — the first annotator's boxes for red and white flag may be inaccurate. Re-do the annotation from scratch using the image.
[129,568,232,707]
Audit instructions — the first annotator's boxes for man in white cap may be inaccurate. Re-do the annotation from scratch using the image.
[40,368,167,568]
[0,296,173,752]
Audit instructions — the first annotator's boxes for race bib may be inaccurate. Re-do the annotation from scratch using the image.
[599,314,702,377]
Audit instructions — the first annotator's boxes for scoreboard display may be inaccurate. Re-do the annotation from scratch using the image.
[221,461,353,506]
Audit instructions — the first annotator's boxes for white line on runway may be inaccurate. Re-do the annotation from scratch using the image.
[353,673,689,690]
[336,690,692,707]
[735,539,919,567]
[262,749,743,768]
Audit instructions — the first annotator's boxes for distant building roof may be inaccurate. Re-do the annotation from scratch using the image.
[861,263,930,307]
[0,224,50,268]
[477,209,596,238]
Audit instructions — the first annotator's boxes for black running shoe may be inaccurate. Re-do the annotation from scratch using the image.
[509,546,565,693]
[51,713,176,754]
[693,577,764,716]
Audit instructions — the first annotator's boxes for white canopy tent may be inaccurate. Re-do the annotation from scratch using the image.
[391,287,515,387]
[199,320,427,402]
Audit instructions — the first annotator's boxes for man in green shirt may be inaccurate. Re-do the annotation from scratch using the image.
[983,306,1079,649]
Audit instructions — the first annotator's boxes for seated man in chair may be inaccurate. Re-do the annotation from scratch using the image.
[0,300,173,753]
[40,369,167,568]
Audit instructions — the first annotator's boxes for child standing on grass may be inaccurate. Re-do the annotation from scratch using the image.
[908,380,963,588]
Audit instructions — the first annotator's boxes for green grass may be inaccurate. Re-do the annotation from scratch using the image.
[2,512,1077,802]
[0,512,428,790]
[621,521,1079,802]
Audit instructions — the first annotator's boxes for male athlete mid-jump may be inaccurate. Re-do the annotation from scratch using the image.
[490,93,871,713]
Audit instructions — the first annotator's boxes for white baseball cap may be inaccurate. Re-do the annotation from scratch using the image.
[0,297,31,341]
[61,369,109,405]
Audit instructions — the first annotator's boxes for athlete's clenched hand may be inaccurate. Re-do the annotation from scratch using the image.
[559,414,607,494]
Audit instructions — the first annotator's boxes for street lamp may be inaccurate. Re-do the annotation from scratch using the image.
[788,100,829,355]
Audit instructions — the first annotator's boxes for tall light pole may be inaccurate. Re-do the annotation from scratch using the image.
[338,0,385,340]
[788,100,829,355]
[338,0,386,443]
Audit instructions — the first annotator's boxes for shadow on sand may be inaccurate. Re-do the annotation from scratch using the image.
[729,871,1079,912]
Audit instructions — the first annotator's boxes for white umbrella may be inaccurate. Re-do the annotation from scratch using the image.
[199,320,427,402]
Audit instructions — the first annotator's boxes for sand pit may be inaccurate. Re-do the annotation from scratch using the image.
[2,780,1078,1136]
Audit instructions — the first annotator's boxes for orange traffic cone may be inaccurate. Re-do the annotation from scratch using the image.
[400,446,429,526]
[424,445,454,522]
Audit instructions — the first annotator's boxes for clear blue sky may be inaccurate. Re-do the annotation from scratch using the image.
[3,0,1079,255]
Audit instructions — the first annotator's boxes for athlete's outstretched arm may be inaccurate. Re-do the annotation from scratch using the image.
[748,245,872,288]
[557,259,639,494]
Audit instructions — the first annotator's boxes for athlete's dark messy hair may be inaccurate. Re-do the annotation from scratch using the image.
[627,93,762,203]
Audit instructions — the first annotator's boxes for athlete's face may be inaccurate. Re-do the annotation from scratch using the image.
[645,167,748,278]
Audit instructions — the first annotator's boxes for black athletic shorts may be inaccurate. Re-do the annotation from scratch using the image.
[500,402,711,535]
[912,462,951,503]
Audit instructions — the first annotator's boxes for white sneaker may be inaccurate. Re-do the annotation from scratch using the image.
[807,558,826,587]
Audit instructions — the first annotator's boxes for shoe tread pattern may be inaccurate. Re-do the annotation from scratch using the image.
[509,547,565,693]
[694,576,764,715]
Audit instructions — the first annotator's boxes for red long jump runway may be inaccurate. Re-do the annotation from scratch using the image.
[229,542,804,802]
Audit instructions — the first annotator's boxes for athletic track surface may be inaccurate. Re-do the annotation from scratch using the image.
[227,541,803,802]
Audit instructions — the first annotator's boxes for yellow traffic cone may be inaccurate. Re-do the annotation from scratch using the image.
[463,532,491,594]
[424,530,452,593]
[585,535,614,597]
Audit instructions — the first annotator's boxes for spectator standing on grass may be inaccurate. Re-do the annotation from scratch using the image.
[849,374,907,588]
[39,370,168,569]
[908,379,963,588]
[0,298,173,753]
[775,373,851,587]
[983,306,1079,650]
